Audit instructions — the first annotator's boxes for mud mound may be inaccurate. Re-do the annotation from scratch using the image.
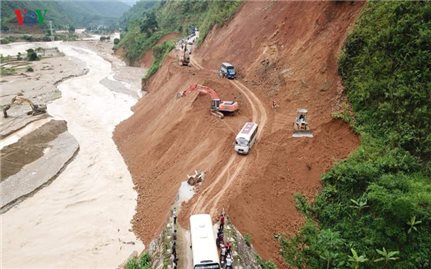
[1,120,67,180]
[115,1,364,266]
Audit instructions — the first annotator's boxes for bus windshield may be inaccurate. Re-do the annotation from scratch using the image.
[236,137,248,146]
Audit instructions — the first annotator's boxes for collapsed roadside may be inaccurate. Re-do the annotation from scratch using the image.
[115,1,364,266]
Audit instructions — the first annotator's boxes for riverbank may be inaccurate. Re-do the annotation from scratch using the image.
[1,40,145,268]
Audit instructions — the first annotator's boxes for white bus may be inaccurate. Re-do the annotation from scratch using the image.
[234,122,258,155]
[190,214,220,269]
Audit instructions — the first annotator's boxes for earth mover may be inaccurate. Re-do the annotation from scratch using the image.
[178,84,239,119]
[177,41,190,66]
[292,108,313,137]
[3,94,47,118]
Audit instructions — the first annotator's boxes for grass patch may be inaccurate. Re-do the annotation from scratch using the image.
[0,67,16,76]
[125,252,151,269]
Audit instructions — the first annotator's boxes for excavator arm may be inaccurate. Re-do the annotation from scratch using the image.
[178,84,239,119]
[3,95,47,118]
[180,84,221,100]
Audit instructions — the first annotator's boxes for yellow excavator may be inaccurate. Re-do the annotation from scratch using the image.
[2,93,47,118]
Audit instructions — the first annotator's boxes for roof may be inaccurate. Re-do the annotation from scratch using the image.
[221,62,234,68]
[236,122,258,140]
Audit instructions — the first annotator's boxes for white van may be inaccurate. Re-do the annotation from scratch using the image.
[234,122,258,154]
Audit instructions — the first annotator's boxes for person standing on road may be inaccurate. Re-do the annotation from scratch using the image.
[172,208,177,225]
[172,229,177,241]
[220,245,227,265]
[225,242,232,256]
[226,254,233,269]
[219,213,225,231]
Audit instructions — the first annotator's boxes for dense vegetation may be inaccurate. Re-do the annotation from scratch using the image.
[119,1,159,29]
[117,0,240,79]
[281,2,431,268]
[0,1,130,31]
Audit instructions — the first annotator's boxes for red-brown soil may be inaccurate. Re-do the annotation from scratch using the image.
[114,1,364,266]
[138,32,181,68]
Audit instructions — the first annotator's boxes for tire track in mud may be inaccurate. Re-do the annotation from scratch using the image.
[190,57,268,215]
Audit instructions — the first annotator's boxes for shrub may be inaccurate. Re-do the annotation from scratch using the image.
[125,252,151,269]
[244,233,252,247]
[26,49,39,61]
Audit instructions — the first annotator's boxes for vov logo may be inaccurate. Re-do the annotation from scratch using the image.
[14,9,48,27]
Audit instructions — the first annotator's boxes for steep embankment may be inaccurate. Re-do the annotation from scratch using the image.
[114,1,364,265]
[139,32,181,67]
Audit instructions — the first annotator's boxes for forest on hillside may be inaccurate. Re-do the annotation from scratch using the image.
[117,0,240,71]
[0,0,130,31]
[282,2,431,268]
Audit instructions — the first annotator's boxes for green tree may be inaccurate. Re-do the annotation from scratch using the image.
[350,198,368,211]
[26,49,39,61]
[139,10,158,35]
[407,215,422,234]
[348,248,368,269]
[374,248,399,268]
[317,230,345,269]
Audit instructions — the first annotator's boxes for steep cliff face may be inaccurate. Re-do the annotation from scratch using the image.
[114,1,364,265]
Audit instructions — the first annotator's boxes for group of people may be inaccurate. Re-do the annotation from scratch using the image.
[216,213,234,269]
[170,208,179,269]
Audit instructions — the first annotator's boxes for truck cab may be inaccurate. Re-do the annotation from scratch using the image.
[219,63,236,79]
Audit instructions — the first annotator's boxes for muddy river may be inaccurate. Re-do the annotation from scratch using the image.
[1,41,144,268]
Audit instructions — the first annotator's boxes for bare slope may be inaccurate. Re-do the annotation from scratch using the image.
[114,1,364,265]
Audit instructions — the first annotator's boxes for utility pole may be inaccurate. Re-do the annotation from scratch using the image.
[49,20,54,41]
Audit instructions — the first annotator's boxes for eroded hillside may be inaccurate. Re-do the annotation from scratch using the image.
[114,1,364,265]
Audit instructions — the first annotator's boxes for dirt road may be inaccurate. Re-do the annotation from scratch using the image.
[189,57,268,216]
[1,42,144,268]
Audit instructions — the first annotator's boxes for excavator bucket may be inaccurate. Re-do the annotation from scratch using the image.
[292,130,313,138]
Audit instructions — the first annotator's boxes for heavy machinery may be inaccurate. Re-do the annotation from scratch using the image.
[178,84,239,119]
[178,42,190,66]
[219,62,236,79]
[2,94,47,118]
[292,108,313,137]
[186,170,205,186]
